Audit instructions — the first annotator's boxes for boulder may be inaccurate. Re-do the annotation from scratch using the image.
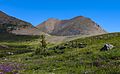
[58,46,66,50]
[100,44,114,51]
[78,43,87,48]
[0,45,9,49]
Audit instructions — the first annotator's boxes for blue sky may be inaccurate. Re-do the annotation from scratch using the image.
[0,0,120,32]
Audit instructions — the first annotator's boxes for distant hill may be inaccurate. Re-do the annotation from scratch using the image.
[37,16,106,36]
[0,11,42,35]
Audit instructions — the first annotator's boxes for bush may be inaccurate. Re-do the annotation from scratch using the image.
[35,47,48,56]
[14,49,33,54]
[0,53,6,58]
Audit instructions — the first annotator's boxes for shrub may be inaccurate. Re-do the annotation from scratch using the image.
[35,47,48,56]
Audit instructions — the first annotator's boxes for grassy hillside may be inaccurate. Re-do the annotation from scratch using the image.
[0,33,120,74]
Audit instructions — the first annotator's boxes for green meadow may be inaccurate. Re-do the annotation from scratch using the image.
[0,32,120,74]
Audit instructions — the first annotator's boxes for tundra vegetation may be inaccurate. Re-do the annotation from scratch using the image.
[0,32,120,74]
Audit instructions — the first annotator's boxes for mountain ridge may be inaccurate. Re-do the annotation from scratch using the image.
[37,16,106,36]
[0,11,43,35]
[0,11,106,36]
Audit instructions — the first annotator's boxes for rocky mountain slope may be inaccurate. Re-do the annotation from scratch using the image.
[0,11,41,35]
[37,16,106,36]
[36,18,60,34]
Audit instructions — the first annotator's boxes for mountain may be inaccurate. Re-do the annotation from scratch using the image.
[0,11,106,36]
[36,18,60,34]
[0,11,42,35]
[37,16,106,36]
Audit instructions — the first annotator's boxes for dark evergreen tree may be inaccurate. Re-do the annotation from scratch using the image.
[40,34,47,48]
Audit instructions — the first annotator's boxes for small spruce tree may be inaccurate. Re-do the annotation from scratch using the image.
[40,34,47,48]
[35,34,47,55]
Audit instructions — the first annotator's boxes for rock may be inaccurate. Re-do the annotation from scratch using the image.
[64,43,69,46]
[78,43,87,48]
[100,44,114,51]
[0,45,9,49]
[54,45,66,50]
[58,46,66,50]
[7,52,14,55]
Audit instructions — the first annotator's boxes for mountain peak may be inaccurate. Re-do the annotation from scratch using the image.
[71,16,85,20]
[46,18,60,22]
[37,16,106,36]
[36,18,60,33]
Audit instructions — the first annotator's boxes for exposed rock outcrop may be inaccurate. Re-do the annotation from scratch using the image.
[100,44,114,51]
